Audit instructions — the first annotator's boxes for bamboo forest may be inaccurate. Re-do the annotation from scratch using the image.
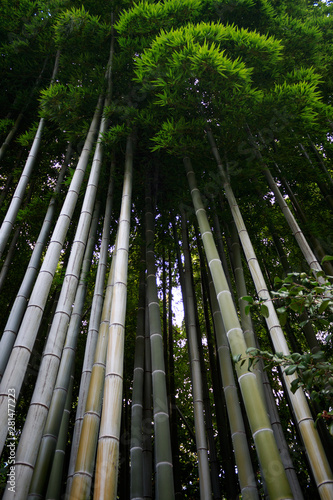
[1,0,333,498]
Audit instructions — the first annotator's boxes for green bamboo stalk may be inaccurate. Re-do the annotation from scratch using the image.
[194,223,238,499]
[46,372,74,500]
[93,133,134,499]
[66,159,115,495]
[130,246,146,500]
[0,97,102,458]
[180,210,212,500]
[206,131,333,499]
[145,183,175,500]
[185,156,293,500]
[207,273,259,499]
[230,222,304,499]
[27,201,100,498]
[0,143,71,380]
[0,51,60,258]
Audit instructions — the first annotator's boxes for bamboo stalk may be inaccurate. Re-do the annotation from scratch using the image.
[185,156,293,500]
[0,143,71,380]
[145,182,175,500]
[27,201,100,498]
[66,159,115,495]
[46,372,74,500]
[206,130,333,499]
[69,234,118,499]
[0,97,102,457]
[130,246,146,499]
[230,222,305,499]
[93,133,134,499]
[180,210,212,500]
[143,303,153,500]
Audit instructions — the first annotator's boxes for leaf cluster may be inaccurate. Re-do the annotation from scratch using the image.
[272,267,333,330]
[242,346,333,434]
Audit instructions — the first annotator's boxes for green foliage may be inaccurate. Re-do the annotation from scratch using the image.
[53,6,110,53]
[272,269,333,330]
[16,122,39,147]
[243,267,333,331]
[244,346,333,434]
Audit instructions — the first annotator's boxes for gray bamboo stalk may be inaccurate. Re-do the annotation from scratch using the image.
[27,201,100,498]
[0,96,102,456]
[46,372,74,500]
[66,22,116,489]
[0,144,71,380]
[185,156,293,500]
[68,234,118,499]
[0,51,60,257]
[0,226,21,291]
[230,223,304,500]
[66,160,115,494]
[275,166,333,277]
[145,183,175,500]
[262,165,326,283]
[93,133,134,499]
[130,246,146,500]
[193,223,238,499]
[11,91,109,497]
[7,147,103,498]
[180,210,212,500]
[206,131,333,499]
[143,303,153,500]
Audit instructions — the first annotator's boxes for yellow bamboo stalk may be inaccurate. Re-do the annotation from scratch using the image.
[93,133,134,499]
[69,235,118,499]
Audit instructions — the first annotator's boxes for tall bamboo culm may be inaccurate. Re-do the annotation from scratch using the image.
[184,156,293,500]
[66,160,115,495]
[0,96,103,455]
[4,87,110,498]
[180,211,212,500]
[130,246,146,499]
[0,143,72,380]
[207,272,259,499]
[145,182,175,500]
[69,233,118,499]
[93,133,134,499]
[27,201,100,499]
[230,222,305,499]
[206,130,333,500]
